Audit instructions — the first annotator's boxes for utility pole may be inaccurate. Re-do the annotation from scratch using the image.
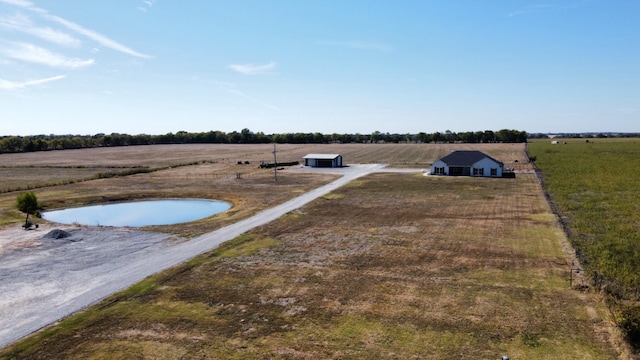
[272,143,277,181]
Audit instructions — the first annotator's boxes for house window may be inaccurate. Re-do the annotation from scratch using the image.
[473,168,484,176]
[490,168,497,176]
[433,167,445,175]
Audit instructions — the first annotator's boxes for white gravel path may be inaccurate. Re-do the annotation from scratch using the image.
[0,164,392,348]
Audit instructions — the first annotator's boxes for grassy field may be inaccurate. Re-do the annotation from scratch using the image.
[0,143,626,358]
[528,138,640,349]
[0,144,341,233]
[0,143,531,231]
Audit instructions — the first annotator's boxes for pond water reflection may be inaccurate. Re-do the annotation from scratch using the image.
[43,199,231,227]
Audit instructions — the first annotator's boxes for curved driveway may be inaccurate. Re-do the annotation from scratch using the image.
[0,164,389,348]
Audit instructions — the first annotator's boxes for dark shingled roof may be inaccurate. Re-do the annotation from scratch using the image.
[437,150,503,167]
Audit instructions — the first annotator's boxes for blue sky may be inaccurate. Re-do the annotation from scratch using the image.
[1,1,638,136]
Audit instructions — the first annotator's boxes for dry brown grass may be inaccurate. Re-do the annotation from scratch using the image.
[0,142,532,170]
[0,143,531,231]
[0,143,624,359]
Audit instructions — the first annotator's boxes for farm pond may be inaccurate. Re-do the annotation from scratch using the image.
[42,199,231,227]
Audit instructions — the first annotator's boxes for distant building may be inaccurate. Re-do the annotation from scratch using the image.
[302,154,343,168]
[430,150,504,177]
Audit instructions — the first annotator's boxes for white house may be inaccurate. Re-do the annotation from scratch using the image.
[430,150,504,177]
[302,154,343,168]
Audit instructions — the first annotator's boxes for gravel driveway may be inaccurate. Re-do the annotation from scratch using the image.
[0,164,389,348]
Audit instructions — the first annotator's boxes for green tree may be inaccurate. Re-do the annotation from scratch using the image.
[415,132,428,143]
[16,192,39,228]
[240,128,254,143]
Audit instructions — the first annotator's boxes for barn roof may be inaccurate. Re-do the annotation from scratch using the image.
[437,150,503,167]
[302,154,342,159]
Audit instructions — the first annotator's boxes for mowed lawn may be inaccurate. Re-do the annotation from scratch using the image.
[0,171,622,359]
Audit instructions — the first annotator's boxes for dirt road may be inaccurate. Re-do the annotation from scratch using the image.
[0,164,388,348]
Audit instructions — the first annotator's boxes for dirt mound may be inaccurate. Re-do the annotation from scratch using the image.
[43,229,72,239]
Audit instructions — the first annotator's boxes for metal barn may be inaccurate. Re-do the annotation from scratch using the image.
[302,154,343,168]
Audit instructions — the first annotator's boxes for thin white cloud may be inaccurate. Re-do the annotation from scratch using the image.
[261,101,280,111]
[0,0,151,58]
[216,81,279,111]
[0,74,66,90]
[319,40,393,52]
[0,0,33,7]
[42,14,151,58]
[138,0,155,12]
[0,13,81,47]
[229,61,276,75]
[229,89,280,111]
[227,89,280,111]
[212,80,236,90]
[2,42,94,68]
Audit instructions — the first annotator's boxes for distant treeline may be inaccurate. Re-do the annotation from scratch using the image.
[0,128,530,154]
[528,132,640,139]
